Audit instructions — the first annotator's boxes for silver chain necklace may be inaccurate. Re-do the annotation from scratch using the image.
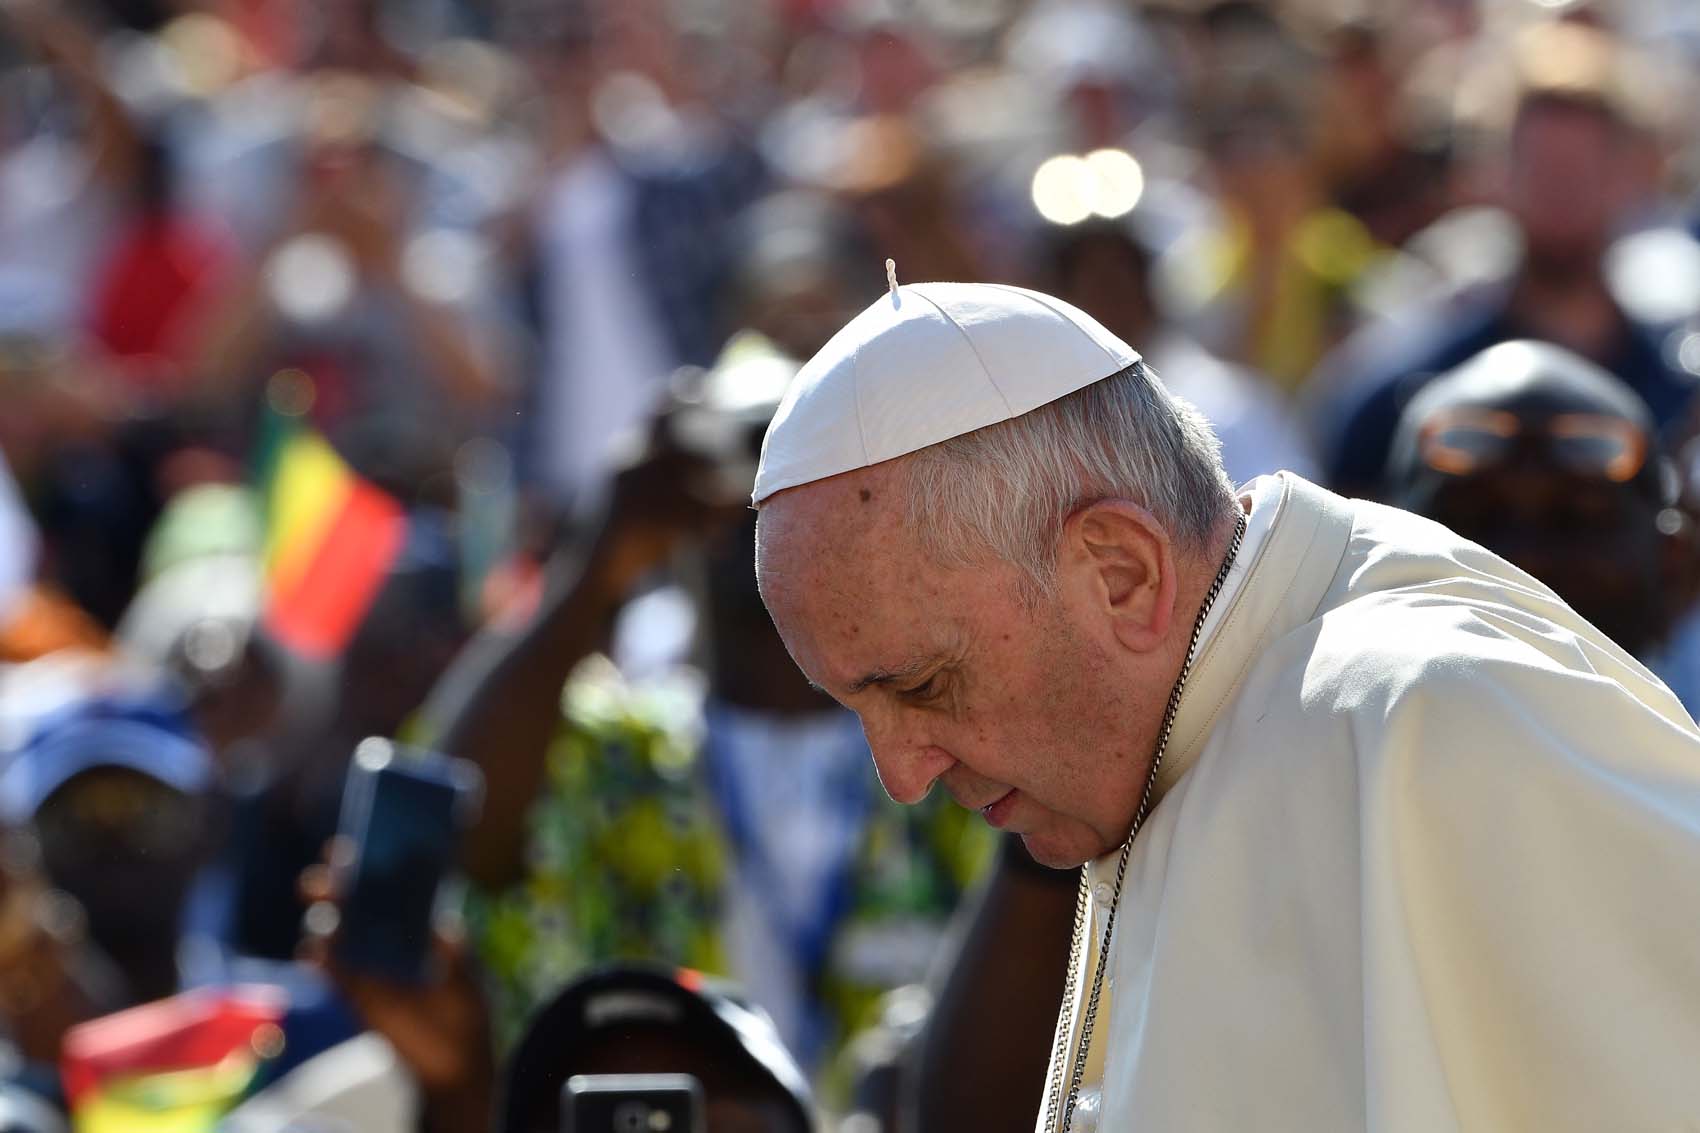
[1042,510,1248,1133]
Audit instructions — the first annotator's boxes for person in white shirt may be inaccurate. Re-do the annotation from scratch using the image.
[751,280,1700,1131]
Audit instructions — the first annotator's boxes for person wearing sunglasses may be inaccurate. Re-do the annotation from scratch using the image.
[1386,339,1692,666]
[1315,22,1700,502]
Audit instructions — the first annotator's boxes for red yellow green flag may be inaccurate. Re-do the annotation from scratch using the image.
[61,988,287,1132]
[252,389,406,658]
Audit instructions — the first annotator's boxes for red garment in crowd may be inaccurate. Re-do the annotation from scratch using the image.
[86,212,233,395]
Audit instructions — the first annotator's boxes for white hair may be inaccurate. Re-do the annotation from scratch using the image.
[900,361,1237,592]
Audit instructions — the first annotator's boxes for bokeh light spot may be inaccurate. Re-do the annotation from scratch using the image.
[1032,155,1094,226]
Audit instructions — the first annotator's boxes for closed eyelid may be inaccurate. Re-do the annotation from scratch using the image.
[900,672,941,696]
[850,659,930,694]
[899,663,961,704]
[851,637,967,696]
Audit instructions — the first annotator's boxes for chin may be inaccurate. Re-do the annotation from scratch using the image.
[1021,830,1107,870]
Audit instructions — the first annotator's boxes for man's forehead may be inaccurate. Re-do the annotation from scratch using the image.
[757,466,907,563]
[755,467,956,680]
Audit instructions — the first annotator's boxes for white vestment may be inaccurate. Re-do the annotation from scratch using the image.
[1040,471,1700,1132]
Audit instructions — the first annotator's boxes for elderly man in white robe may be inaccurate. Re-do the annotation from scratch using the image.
[751,275,1700,1131]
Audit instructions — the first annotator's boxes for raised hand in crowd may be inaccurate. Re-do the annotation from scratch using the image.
[420,407,747,888]
[299,844,496,1133]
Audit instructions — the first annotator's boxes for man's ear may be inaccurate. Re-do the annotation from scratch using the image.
[1058,499,1176,653]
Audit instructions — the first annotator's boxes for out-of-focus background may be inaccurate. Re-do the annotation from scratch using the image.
[5,0,1700,1129]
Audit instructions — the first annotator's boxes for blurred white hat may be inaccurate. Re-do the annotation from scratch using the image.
[752,280,1138,504]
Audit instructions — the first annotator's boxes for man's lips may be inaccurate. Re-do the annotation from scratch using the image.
[980,788,1018,829]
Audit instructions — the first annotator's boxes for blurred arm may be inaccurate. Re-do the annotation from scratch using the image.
[418,531,634,890]
[299,865,496,1133]
[420,440,741,889]
[905,835,1076,1133]
[7,3,142,188]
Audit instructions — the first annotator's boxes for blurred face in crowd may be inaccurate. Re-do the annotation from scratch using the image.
[1046,224,1155,348]
[1507,96,1633,272]
[758,464,1182,868]
[1316,26,1397,172]
[1065,80,1128,150]
[1399,398,1673,655]
[34,767,212,1000]
[743,272,855,363]
[1206,114,1312,224]
[522,33,596,130]
[855,27,936,114]
[310,0,390,72]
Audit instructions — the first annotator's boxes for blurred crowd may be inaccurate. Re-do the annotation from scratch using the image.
[5,0,1700,1128]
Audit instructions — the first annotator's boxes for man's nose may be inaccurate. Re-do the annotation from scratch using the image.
[863,722,955,805]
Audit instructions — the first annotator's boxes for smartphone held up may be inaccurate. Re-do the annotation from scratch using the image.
[331,738,483,985]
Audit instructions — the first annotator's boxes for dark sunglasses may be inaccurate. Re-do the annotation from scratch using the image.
[1418,408,1648,483]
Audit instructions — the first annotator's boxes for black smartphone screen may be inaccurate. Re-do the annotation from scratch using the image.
[333,739,480,984]
[562,1074,706,1133]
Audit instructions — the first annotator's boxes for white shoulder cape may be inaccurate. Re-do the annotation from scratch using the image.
[1042,472,1700,1132]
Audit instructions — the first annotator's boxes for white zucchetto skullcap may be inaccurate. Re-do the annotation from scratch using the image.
[752,281,1140,504]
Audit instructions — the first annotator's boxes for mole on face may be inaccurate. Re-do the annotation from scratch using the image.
[859,488,873,503]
